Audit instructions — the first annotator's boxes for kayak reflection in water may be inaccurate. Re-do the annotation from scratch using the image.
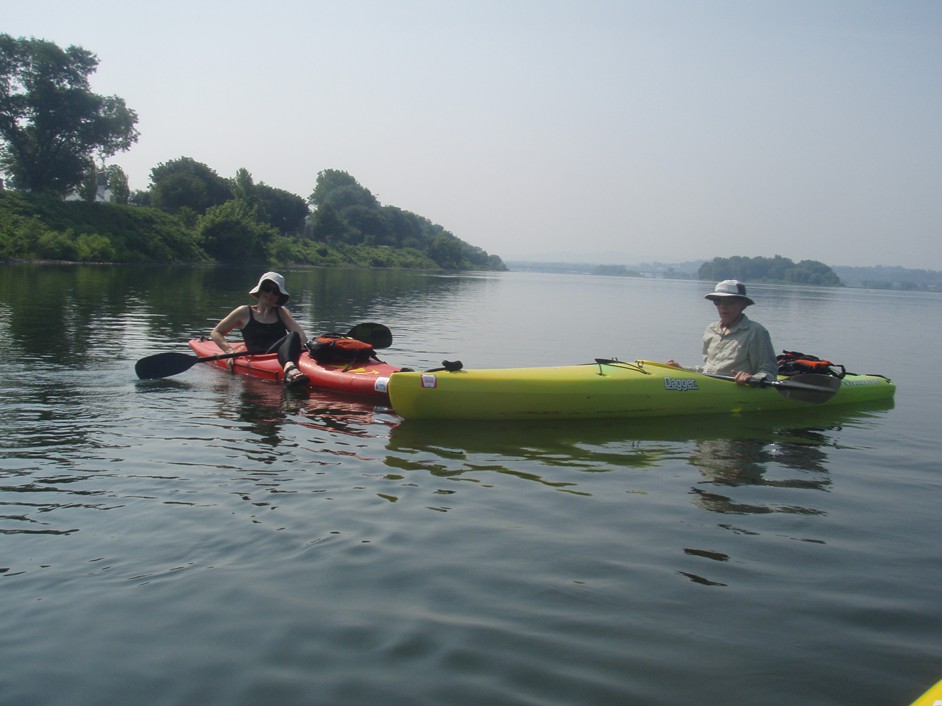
[210,271,311,387]
[667,279,778,385]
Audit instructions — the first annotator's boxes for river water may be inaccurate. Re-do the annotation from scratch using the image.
[1,264,939,705]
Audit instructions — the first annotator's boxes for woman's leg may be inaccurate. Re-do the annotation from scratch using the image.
[277,332,308,385]
[276,331,303,367]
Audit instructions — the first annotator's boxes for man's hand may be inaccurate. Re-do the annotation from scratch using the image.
[732,370,754,385]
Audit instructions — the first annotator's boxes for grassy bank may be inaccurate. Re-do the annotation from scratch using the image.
[0,192,440,268]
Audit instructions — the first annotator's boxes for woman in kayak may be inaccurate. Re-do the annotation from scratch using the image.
[211,271,311,387]
[667,279,777,385]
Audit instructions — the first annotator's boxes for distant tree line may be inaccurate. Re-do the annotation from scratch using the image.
[830,265,942,291]
[591,264,641,277]
[699,255,841,286]
[0,34,504,270]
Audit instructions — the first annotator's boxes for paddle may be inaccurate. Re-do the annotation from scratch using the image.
[706,372,842,403]
[135,323,393,380]
[135,348,269,380]
[346,322,392,349]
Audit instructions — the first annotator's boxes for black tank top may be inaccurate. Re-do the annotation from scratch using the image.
[241,307,287,351]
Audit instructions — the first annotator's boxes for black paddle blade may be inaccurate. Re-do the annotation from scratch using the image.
[347,322,392,349]
[135,352,200,380]
[774,373,841,403]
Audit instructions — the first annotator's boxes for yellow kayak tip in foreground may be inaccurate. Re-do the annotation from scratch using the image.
[908,678,942,706]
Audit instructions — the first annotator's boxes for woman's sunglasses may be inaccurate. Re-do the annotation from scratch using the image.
[260,283,280,294]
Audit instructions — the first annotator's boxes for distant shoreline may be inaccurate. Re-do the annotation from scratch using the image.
[506,260,942,292]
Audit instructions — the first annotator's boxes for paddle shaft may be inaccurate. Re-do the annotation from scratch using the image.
[193,349,267,365]
[704,372,841,402]
[705,372,833,392]
[134,348,271,379]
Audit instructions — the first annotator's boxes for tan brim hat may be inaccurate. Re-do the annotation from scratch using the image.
[704,279,754,306]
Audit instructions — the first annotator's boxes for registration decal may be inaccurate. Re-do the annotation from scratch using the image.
[420,374,438,389]
[374,377,389,393]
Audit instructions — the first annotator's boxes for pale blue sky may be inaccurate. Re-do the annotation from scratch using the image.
[7,0,942,268]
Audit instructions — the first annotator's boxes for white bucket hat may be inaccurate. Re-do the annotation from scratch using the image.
[249,271,290,306]
[705,279,755,306]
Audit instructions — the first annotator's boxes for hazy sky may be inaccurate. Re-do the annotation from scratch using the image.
[7,0,942,268]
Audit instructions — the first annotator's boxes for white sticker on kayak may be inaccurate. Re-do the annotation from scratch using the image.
[420,374,438,389]
[374,377,390,393]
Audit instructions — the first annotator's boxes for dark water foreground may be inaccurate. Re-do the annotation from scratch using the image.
[1,265,939,705]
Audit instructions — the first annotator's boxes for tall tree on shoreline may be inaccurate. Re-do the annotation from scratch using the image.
[0,34,139,195]
[148,157,232,215]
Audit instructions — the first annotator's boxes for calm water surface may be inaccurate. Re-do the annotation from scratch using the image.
[1,264,939,706]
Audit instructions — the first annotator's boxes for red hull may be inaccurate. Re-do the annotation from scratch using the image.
[187,338,397,399]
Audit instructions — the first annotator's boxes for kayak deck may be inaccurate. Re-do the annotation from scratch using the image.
[387,359,895,421]
[187,338,397,399]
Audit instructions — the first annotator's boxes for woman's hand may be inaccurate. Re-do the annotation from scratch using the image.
[220,341,241,373]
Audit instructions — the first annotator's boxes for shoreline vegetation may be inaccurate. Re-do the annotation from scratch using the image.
[1,184,938,292]
[0,168,507,272]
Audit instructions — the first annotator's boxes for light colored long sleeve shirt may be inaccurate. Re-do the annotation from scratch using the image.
[696,314,778,380]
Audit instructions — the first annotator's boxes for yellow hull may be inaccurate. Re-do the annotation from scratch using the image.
[387,360,896,421]
[908,679,942,706]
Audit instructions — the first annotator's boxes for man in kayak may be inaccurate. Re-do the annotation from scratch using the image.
[667,279,777,385]
[210,272,311,387]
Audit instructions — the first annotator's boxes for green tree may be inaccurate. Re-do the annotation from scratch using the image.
[149,157,232,214]
[107,164,130,204]
[787,259,841,286]
[309,202,348,243]
[231,167,260,212]
[129,189,151,206]
[78,164,100,202]
[428,233,464,269]
[197,199,273,263]
[0,35,139,195]
[256,183,308,236]
[228,169,309,236]
[383,205,423,248]
[343,204,392,245]
[309,169,379,210]
[698,255,840,286]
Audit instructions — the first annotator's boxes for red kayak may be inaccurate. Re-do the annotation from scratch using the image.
[187,337,398,399]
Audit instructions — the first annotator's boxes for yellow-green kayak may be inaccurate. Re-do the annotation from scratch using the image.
[908,678,942,706]
[387,359,895,421]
